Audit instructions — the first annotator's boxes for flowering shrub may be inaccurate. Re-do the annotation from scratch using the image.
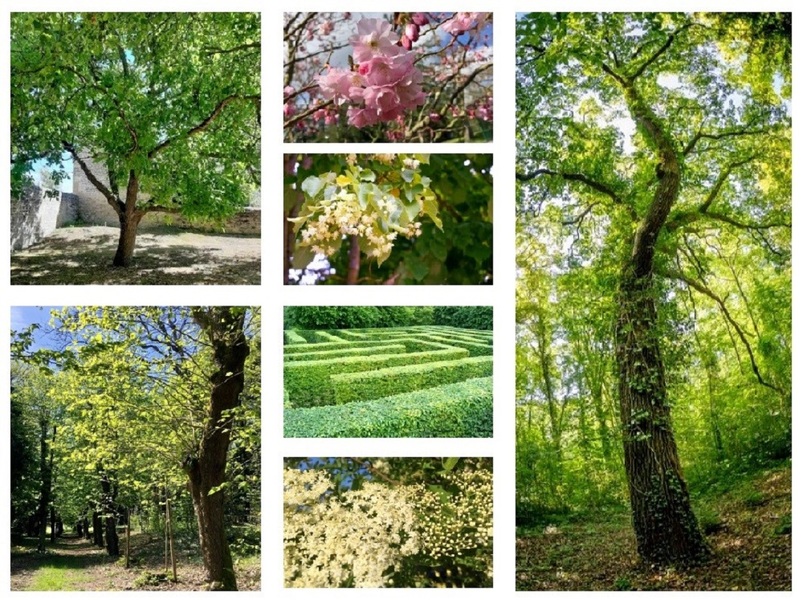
[284,153,493,285]
[415,468,494,579]
[283,458,493,588]
[288,154,440,267]
[284,467,420,587]
[284,12,493,142]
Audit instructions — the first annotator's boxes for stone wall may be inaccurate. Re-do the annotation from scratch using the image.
[72,153,261,233]
[10,186,78,251]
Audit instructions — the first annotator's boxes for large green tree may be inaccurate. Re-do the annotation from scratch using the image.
[11,13,260,267]
[12,307,259,590]
[516,13,790,565]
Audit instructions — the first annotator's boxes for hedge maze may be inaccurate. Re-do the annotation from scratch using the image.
[283,326,493,437]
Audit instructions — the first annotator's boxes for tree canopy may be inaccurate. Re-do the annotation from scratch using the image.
[11,307,260,590]
[11,13,260,266]
[516,11,790,573]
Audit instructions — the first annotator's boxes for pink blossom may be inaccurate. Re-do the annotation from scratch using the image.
[405,23,420,43]
[401,35,412,51]
[284,102,295,117]
[284,85,295,97]
[441,12,490,35]
[347,107,379,128]
[350,18,402,63]
[411,13,429,27]
[319,20,334,36]
[317,68,365,105]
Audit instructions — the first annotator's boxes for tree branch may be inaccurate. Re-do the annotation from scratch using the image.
[517,168,637,220]
[62,142,123,217]
[149,94,259,158]
[627,27,687,80]
[682,126,776,156]
[661,267,784,395]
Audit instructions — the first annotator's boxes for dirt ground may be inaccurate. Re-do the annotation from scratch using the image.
[516,466,791,591]
[11,533,260,591]
[10,225,260,285]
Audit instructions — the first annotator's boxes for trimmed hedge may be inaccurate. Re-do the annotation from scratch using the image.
[284,343,407,363]
[285,347,471,408]
[331,356,493,404]
[416,334,493,356]
[432,306,493,330]
[284,336,456,356]
[284,377,493,438]
[284,306,435,329]
[284,330,308,344]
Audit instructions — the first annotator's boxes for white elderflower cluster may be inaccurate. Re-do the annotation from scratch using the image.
[284,468,421,588]
[415,468,493,563]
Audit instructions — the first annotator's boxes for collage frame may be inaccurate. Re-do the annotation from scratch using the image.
[1,0,797,596]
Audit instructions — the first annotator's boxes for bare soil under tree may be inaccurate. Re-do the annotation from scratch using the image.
[10,226,260,285]
[516,465,791,591]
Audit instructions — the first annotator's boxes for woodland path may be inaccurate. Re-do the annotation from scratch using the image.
[11,532,260,591]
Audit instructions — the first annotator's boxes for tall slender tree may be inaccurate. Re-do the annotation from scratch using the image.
[517,12,790,564]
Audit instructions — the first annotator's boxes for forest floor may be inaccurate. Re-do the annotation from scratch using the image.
[10,531,260,591]
[516,463,791,591]
[10,225,260,285]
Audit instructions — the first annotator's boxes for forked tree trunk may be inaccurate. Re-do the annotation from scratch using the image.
[185,307,250,591]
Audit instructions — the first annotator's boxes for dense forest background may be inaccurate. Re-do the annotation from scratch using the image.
[516,12,791,590]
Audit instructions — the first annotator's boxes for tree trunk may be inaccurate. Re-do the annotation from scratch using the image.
[101,473,119,556]
[93,511,104,547]
[112,171,143,267]
[346,235,360,284]
[36,416,52,552]
[185,307,250,591]
[615,267,709,565]
[609,71,709,566]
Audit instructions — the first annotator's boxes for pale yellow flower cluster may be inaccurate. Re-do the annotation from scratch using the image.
[299,188,422,260]
[283,468,421,588]
[415,468,493,565]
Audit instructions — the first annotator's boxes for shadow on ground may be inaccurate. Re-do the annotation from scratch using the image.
[10,226,261,285]
[11,532,261,591]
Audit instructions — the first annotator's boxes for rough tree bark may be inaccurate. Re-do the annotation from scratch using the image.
[611,67,709,565]
[113,171,144,267]
[184,307,250,591]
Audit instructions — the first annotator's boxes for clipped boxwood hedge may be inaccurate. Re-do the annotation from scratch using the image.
[285,347,470,408]
[331,355,493,404]
[284,330,308,344]
[284,343,407,363]
[284,377,493,438]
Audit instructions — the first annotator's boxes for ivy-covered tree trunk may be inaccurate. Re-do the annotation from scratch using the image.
[185,307,250,591]
[615,269,709,564]
[606,59,709,566]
